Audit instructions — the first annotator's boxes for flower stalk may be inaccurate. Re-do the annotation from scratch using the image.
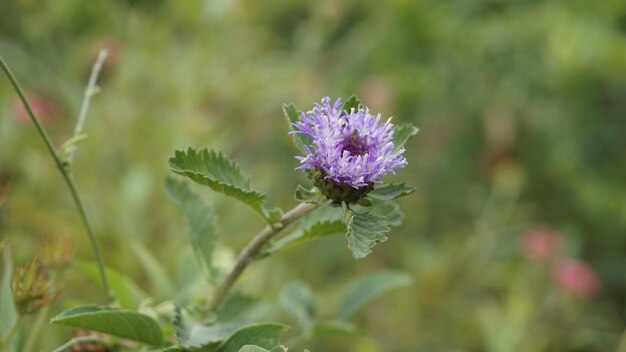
[0,55,111,300]
[208,202,318,312]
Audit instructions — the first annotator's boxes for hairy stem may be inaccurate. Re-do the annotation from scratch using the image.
[208,203,318,312]
[0,55,111,299]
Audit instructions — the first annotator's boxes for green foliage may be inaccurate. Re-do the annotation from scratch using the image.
[266,205,344,253]
[50,305,164,346]
[343,209,390,259]
[169,148,276,222]
[342,94,361,112]
[337,271,412,321]
[368,183,415,201]
[294,185,323,204]
[279,281,315,330]
[165,176,218,280]
[129,240,175,299]
[392,123,419,152]
[217,323,288,352]
[77,262,146,309]
[283,103,310,152]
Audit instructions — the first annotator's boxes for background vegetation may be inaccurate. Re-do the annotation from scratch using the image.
[1,0,626,351]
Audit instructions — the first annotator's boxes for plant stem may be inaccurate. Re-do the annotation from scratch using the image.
[68,49,108,163]
[50,336,109,352]
[22,305,49,352]
[0,55,111,299]
[207,203,318,312]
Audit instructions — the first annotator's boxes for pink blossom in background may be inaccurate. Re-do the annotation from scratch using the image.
[12,93,57,123]
[520,226,561,261]
[553,258,601,299]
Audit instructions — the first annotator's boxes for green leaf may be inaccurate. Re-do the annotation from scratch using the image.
[266,205,344,253]
[182,324,234,348]
[283,103,310,152]
[279,282,315,330]
[217,323,287,352]
[393,123,419,151]
[130,240,175,299]
[343,210,390,259]
[77,262,146,309]
[294,185,323,204]
[337,271,412,321]
[168,148,270,221]
[239,346,271,352]
[165,176,218,280]
[370,201,403,227]
[368,183,415,201]
[51,305,164,346]
[342,94,361,112]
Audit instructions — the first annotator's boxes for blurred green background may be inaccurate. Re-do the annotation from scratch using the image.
[1,0,626,351]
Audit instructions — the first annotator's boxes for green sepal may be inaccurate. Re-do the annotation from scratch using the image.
[342,94,361,113]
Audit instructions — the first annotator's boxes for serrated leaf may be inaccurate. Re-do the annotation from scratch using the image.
[168,148,270,221]
[217,323,287,352]
[342,94,361,113]
[393,123,419,151]
[239,346,271,352]
[279,282,315,330]
[283,103,311,152]
[343,210,390,259]
[77,261,146,309]
[368,183,415,201]
[337,271,412,321]
[51,305,164,346]
[0,246,17,343]
[165,176,218,281]
[294,185,323,204]
[266,205,344,253]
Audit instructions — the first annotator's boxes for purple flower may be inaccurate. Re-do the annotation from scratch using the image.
[292,97,407,193]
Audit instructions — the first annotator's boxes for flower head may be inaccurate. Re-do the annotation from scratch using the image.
[292,97,406,202]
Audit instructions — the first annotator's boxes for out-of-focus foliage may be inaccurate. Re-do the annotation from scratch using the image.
[1,0,626,351]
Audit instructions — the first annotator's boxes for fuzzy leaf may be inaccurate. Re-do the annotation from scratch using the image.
[371,201,403,227]
[283,103,311,152]
[294,185,323,204]
[337,271,412,321]
[51,305,163,346]
[168,148,269,220]
[368,183,415,201]
[393,123,419,151]
[217,323,287,352]
[279,282,315,330]
[344,210,390,259]
[342,94,361,112]
[165,176,218,280]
